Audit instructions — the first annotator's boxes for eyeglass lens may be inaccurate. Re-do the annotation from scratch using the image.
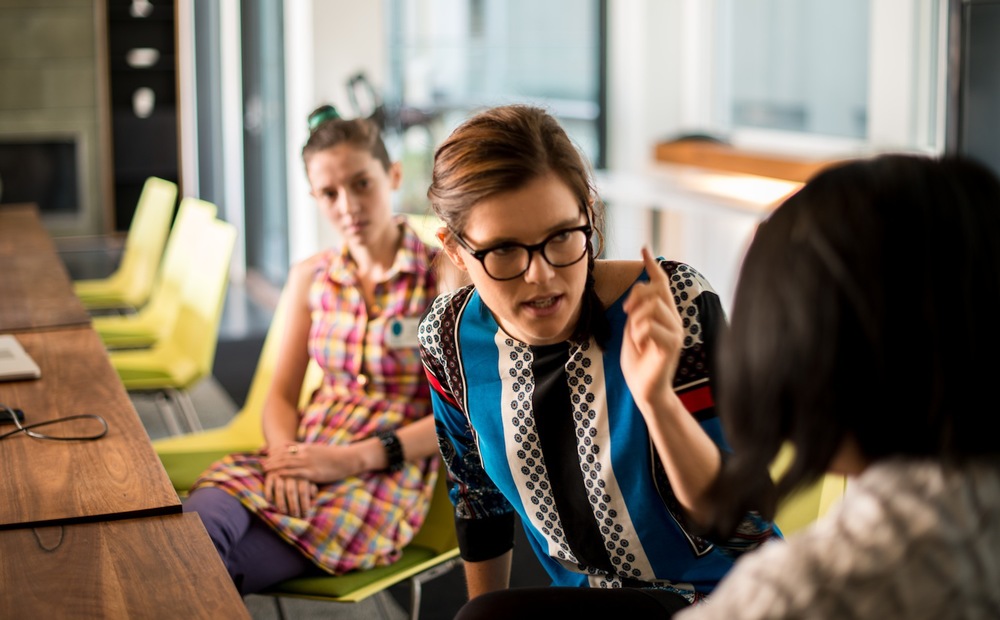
[483,228,589,280]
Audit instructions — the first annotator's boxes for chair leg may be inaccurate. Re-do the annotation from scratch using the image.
[272,596,288,620]
[151,391,185,436]
[373,591,404,620]
[165,387,203,433]
[408,557,463,620]
[408,578,423,620]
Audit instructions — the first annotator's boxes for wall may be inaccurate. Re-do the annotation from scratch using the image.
[0,0,111,236]
[276,0,766,310]
[284,0,387,263]
[603,0,768,311]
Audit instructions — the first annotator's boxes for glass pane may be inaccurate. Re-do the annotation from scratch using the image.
[958,2,1000,177]
[386,0,604,213]
[242,0,288,286]
[720,0,870,139]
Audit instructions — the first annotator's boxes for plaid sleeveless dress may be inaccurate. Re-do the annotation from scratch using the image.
[192,223,440,574]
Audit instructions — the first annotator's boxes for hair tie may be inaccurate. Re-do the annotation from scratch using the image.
[307,105,340,132]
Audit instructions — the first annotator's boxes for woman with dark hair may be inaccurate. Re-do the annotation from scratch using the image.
[183,106,443,595]
[417,104,778,618]
[678,154,1000,619]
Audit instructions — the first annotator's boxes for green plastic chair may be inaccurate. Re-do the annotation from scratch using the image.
[74,176,178,311]
[92,198,218,350]
[264,458,461,620]
[110,217,237,436]
[403,211,443,247]
[151,280,324,492]
[770,443,849,535]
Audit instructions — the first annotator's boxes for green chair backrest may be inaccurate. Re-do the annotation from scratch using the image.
[156,198,219,298]
[221,282,325,446]
[158,218,237,386]
[770,442,849,535]
[127,198,218,329]
[407,457,458,555]
[115,176,178,305]
[403,212,443,248]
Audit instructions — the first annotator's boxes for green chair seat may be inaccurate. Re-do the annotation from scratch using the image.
[113,352,200,390]
[268,546,459,602]
[263,463,461,619]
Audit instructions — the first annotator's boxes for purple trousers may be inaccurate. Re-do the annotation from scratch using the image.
[183,486,323,595]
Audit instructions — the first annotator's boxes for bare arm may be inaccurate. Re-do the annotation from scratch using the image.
[281,414,438,477]
[621,248,721,525]
[462,551,513,600]
[260,259,315,450]
[259,259,319,517]
[351,414,440,471]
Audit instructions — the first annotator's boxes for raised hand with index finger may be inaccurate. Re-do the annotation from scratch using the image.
[620,246,685,415]
[620,247,723,520]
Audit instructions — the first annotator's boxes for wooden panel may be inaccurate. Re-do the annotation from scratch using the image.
[0,327,181,529]
[654,140,848,184]
[0,514,250,619]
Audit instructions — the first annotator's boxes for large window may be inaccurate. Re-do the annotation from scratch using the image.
[689,0,948,155]
[241,0,288,286]
[383,0,606,212]
[188,0,288,288]
[720,0,870,139]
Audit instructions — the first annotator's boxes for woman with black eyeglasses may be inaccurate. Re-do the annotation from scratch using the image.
[417,105,779,618]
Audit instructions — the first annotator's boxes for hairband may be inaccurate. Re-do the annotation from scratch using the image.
[307,105,340,132]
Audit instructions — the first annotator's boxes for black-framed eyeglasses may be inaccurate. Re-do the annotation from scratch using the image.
[451,224,593,281]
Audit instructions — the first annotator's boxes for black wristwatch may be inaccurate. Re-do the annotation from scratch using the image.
[375,430,405,472]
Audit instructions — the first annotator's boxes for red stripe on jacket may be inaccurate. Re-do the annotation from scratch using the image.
[678,384,714,415]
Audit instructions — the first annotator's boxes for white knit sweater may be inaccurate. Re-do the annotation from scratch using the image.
[678,458,1000,620]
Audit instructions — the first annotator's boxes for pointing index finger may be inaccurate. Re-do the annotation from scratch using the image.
[641,246,667,284]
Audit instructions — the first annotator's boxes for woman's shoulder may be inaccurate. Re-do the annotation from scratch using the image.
[419,284,476,333]
[283,250,340,295]
[423,284,476,321]
[593,259,644,306]
[594,257,718,309]
[289,250,333,279]
[418,285,478,371]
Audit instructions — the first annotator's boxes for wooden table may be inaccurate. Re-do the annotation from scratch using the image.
[0,513,250,619]
[0,204,91,332]
[0,203,59,255]
[0,203,248,616]
[0,326,181,529]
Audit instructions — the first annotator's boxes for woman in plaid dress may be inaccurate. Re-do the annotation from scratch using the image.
[184,106,443,595]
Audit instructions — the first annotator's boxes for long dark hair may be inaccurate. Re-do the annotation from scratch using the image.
[708,154,1000,533]
[427,104,610,346]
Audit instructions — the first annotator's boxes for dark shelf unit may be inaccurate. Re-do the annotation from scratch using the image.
[106,0,179,231]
